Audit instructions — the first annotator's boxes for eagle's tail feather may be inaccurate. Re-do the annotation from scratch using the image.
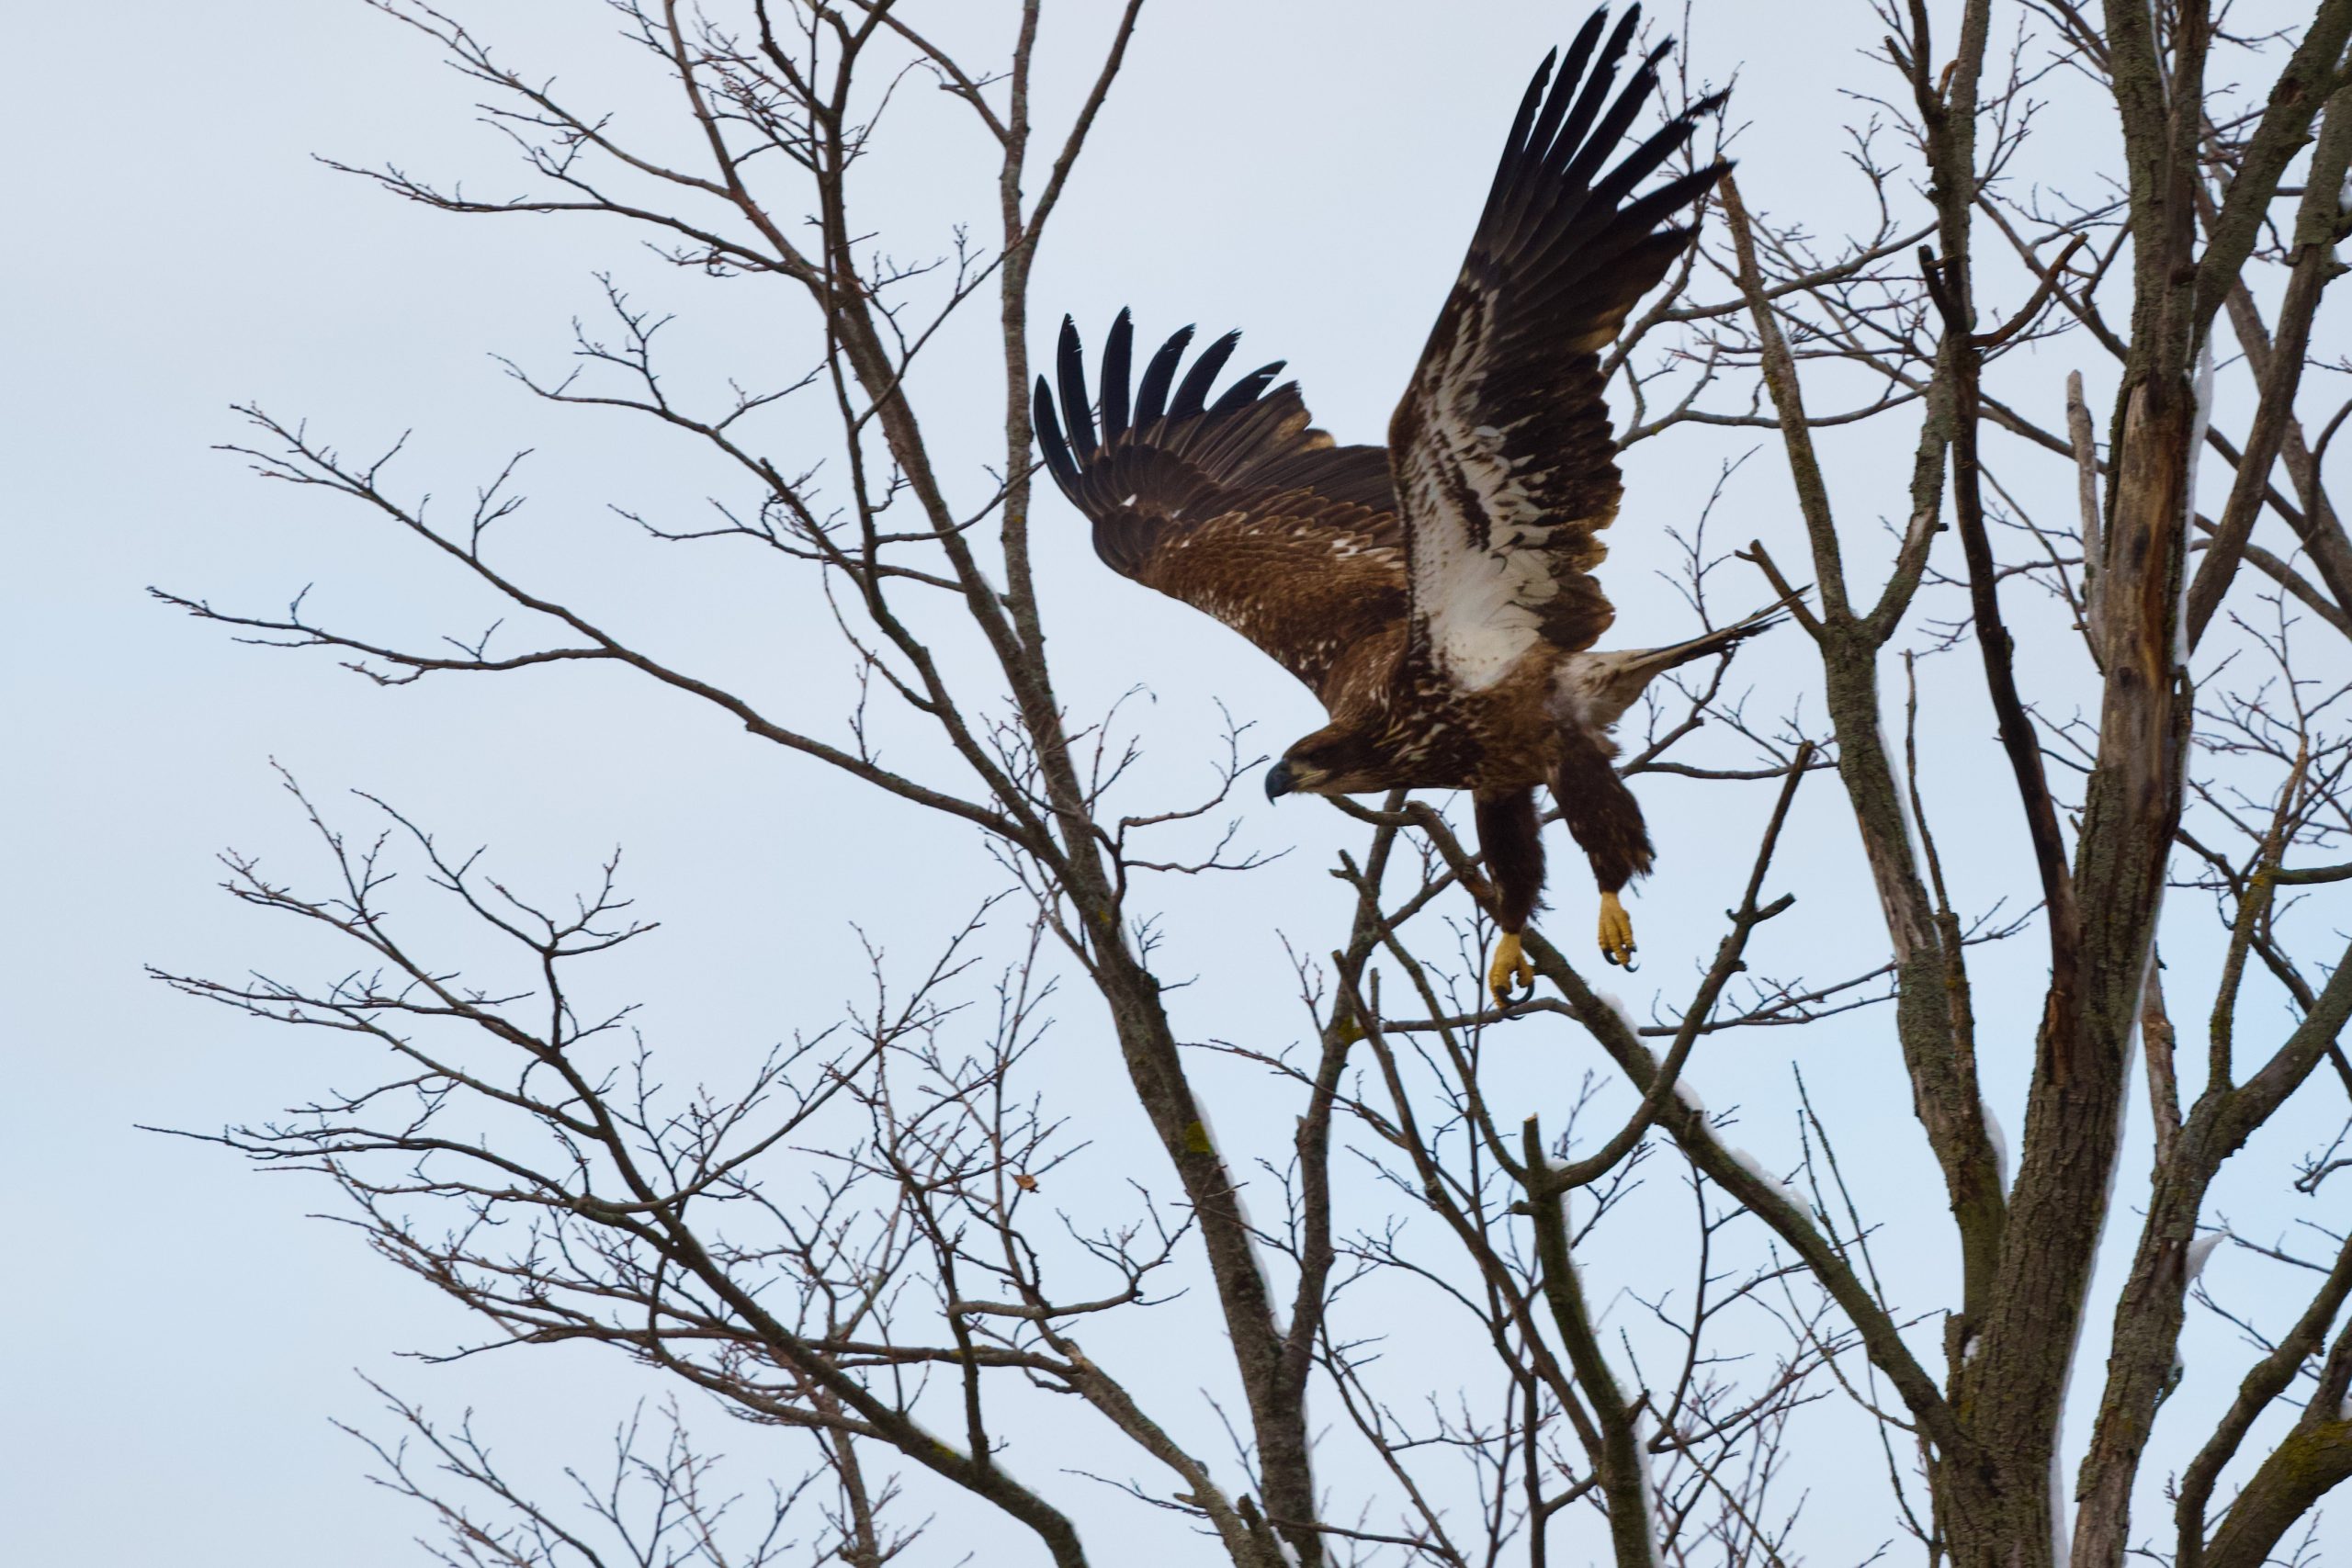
[1564,588,1804,727]
[1641,594,1793,673]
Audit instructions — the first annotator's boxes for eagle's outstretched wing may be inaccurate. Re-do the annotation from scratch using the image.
[1034,311,1408,704]
[1390,6,1728,691]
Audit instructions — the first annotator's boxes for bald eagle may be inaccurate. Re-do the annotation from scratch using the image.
[1034,7,1778,1002]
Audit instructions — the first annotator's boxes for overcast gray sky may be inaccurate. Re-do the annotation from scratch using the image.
[4,3,2341,1563]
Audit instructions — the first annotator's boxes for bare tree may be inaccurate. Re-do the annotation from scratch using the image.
[154,4,2352,1567]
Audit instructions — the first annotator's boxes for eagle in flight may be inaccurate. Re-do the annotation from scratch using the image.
[1035,7,1777,1003]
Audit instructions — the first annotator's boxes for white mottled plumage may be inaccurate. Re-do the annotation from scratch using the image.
[1396,295,1576,693]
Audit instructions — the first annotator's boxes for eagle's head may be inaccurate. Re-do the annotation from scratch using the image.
[1266,726,1389,800]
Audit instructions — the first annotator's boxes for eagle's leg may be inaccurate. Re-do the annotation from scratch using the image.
[1475,789,1544,1003]
[1550,729,1656,969]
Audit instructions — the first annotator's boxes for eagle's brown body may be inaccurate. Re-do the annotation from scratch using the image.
[1323,633,1583,795]
[1036,6,1777,991]
[1117,477,1576,794]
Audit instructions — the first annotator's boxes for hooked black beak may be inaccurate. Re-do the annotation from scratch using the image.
[1264,761,1296,801]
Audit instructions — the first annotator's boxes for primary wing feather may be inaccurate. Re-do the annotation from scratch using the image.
[1391,6,1728,690]
[1035,312,1406,703]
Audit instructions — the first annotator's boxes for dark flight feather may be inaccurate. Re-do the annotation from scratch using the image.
[1031,376,1077,491]
[1101,309,1134,439]
[1133,325,1190,429]
[1169,330,1241,421]
[1055,318,1097,460]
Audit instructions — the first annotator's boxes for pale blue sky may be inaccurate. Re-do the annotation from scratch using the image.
[4,3,2342,1563]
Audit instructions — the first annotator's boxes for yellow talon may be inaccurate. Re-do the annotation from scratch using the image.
[1487,931,1536,1004]
[1598,890,1636,968]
